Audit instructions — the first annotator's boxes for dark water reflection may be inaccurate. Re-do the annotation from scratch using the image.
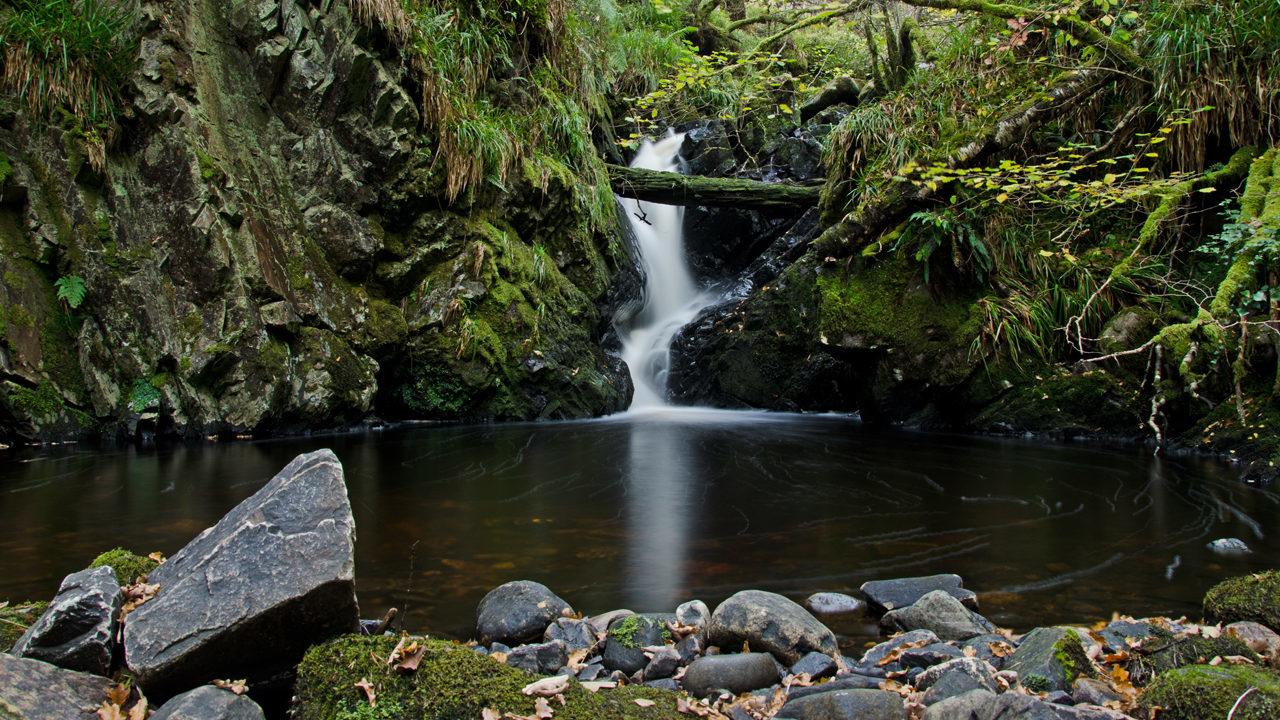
[2,408,1276,645]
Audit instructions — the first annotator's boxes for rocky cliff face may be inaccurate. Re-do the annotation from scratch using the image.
[0,0,631,443]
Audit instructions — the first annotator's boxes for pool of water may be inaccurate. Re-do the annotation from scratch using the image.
[1,408,1274,646]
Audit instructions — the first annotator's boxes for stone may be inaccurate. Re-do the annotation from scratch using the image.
[1044,691,1073,705]
[505,639,568,675]
[805,592,865,616]
[852,629,941,677]
[601,614,669,675]
[643,646,682,680]
[543,617,596,651]
[790,651,837,679]
[0,653,112,719]
[1005,627,1092,693]
[151,685,266,719]
[676,634,704,664]
[1051,705,1131,720]
[10,566,121,676]
[900,642,964,669]
[676,599,711,628]
[1227,620,1280,656]
[778,688,907,720]
[682,653,780,698]
[586,609,633,635]
[1096,620,1158,651]
[123,450,359,700]
[1071,677,1120,706]
[861,575,979,614]
[880,590,995,641]
[961,634,1017,669]
[1207,537,1251,555]
[645,678,679,691]
[917,657,996,693]
[476,580,572,646]
[922,688,997,720]
[707,590,839,665]
[577,661,605,681]
[785,673,883,700]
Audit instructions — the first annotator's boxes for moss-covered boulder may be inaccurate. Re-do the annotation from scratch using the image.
[1125,630,1259,686]
[1004,627,1093,693]
[89,547,160,585]
[1205,571,1280,630]
[1140,664,1280,720]
[0,601,47,652]
[294,635,686,720]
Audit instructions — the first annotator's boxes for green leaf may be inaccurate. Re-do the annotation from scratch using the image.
[54,275,86,309]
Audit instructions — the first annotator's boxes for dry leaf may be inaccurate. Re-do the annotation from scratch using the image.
[987,641,1015,658]
[580,681,616,693]
[534,697,555,719]
[879,638,931,665]
[523,676,571,697]
[120,582,161,618]
[483,709,502,720]
[395,643,427,673]
[127,698,148,720]
[634,698,656,707]
[385,636,408,666]
[147,552,166,563]
[355,678,376,707]
[566,648,591,671]
[490,651,509,663]
[96,702,126,720]
[212,679,248,695]
[105,683,131,706]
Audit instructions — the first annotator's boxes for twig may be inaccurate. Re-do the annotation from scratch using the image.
[1227,687,1257,720]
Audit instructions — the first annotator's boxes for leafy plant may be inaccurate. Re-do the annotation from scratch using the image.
[896,206,992,283]
[54,274,86,309]
[127,378,160,412]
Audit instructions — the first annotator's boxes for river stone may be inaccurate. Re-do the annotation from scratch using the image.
[961,634,1017,669]
[880,590,994,641]
[791,650,837,679]
[922,688,997,720]
[852,629,940,677]
[602,614,669,674]
[0,653,112,719]
[918,657,997,705]
[901,642,964,669]
[477,580,573,646]
[586,609,633,635]
[1226,620,1280,655]
[1051,705,1130,720]
[1207,537,1251,555]
[151,685,266,719]
[1005,627,1092,693]
[682,652,780,698]
[676,634,704,663]
[805,592,865,616]
[505,639,568,675]
[643,646,682,680]
[861,575,979,614]
[10,566,122,675]
[786,673,883,700]
[777,688,907,720]
[1071,677,1120,706]
[123,449,359,700]
[707,590,839,665]
[676,599,710,628]
[543,617,595,651]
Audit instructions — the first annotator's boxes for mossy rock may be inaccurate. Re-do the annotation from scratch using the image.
[89,547,159,585]
[1140,664,1280,720]
[293,635,685,720]
[1205,571,1280,630]
[1126,630,1259,686]
[0,601,47,652]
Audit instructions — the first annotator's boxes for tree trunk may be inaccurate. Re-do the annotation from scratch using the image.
[607,165,821,209]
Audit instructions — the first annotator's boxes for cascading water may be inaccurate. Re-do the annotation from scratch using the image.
[618,133,716,410]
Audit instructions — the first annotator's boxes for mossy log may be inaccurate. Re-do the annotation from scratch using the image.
[608,165,821,209]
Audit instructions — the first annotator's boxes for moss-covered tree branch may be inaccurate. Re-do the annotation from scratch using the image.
[608,165,821,209]
[756,1,867,52]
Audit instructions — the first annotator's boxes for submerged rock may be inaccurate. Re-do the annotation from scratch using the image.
[151,685,266,720]
[0,653,112,719]
[11,566,121,676]
[880,590,994,641]
[124,450,359,700]
[707,590,839,665]
[682,653,779,698]
[477,580,573,646]
[860,574,978,614]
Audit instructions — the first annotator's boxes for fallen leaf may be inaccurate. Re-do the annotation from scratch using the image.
[987,641,1015,658]
[96,702,125,720]
[880,638,931,665]
[534,697,555,719]
[105,683,131,706]
[355,678,376,707]
[483,710,502,720]
[120,582,161,618]
[579,681,616,693]
[566,648,590,671]
[395,643,427,672]
[147,552,166,563]
[212,679,248,695]
[634,698,656,707]
[127,698,148,720]
[522,675,571,697]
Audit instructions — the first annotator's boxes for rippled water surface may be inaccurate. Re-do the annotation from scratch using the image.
[2,409,1275,643]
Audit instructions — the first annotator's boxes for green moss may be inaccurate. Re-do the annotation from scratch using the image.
[40,312,87,399]
[1204,571,1280,629]
[293,635,684,720]
[89,548,159,585]
[0,601,47,652]
[10,380,64,420]
[1141,664,1280,720]
[194,147,221,182]
[1125,629,1257,686]
[0,152,11,186]
[399,366,472,417]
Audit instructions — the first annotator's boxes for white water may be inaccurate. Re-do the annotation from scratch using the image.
[618,133,717,410]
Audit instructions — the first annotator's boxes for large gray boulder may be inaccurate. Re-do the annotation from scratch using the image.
[11,566,121,675]
[0,653,112,719]
[778,689,907,720]
[124,450,359,700]
[861,575,978,613]
[707,590,838,665]
[476,580,572,646]
[880,590,995,641]
[682,652,780,698]
[151,685,266,719]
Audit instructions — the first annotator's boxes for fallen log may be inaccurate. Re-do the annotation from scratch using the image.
[607,165,821,209]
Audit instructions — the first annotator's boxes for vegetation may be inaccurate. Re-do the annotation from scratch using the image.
[88,547,159,585]
[0,601,46,652]
[1204,571,1280,629]
[1141,664,1280,720]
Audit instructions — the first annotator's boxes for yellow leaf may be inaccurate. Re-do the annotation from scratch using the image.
[1039,249,1056,257]
[1103,173,1118,184]
[996,192,1009,203]
[779,103,794,115]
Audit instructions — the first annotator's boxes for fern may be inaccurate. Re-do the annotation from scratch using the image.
[54,274,86,309]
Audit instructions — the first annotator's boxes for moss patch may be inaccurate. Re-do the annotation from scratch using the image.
[0,601,47,652]
[1126,630,1258,686]
[1141,664,1280,720]
[1204,571,1280,629]
[89,547,159,585]
[293,635,685,720]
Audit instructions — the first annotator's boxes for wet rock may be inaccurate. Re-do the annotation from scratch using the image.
[861,575,979,614]
[1207,538,1251,555]
[771,134,824,181]
[880,590,994,641]
[543,617,596,651]
[798,76,862,123]
[152,685,266,719]
[505,639,568,675]
[678,121,737,177]
[917,657,997,705]
[677,600,711,629]
[10,566,121,675]
[586,609,633,635]
[490,642,511,655]
[643,646,682,680]
[900,642,964,669]
[786,673,883,700]
[123,450,359,700]
[602,615,668,675]
[1006,627,1092,693]
[707,590,839,665]
[961,634,1017,669]
[1072,677,1121,706]
[790,651,837,679]
[805,592,865,616]
[0,653,113,719]
[1226,620,1280,656]
[852,629,940,677]
[1097,620,1158,651]
[682,653,780,698]
[476,580,572,646]
[778,688,907,720]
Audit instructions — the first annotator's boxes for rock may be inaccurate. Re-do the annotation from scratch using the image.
[1044,690,1073,705]
[0,653,114,719]
[477,581,573,646]
[678,121,737,177]
[151,685,267,719]
[643,646,682,680]
[1207,537,1251,555]
[798,76,862,123]
[1096,620,1158,651]
[1141,664,1280,720]
[1072,677,1120,706]
[602,614,669,675]
[123,450,359,700]
[676,634,704,664]
[1205,570,1280,629]
[577,661,605,681]
[676,600,711,629]
[986,693,1062,720]
[785,673,883,700]
[1125,632,1257,684]
[778,688,907,720]
[505,640,568,675]
[900,642,964,669]
[880,590,994,641]
[0,601,46,653]
[861,575,979,614]
[1051,705,1131,720]
[646,678,680,691]
[961,634,1017,669]
[707,590,839,665]
[10,566,121,676]
[1227,621,1280,656]
[918,657,997,705]
[805,592,865,616]
[490,642,512,654]
[922,688,997,720]
[586,609,633,635]
[1005,628,1092,693]
[790,651,837,679]
[543,618,596,651]
[682,653,780,698]
[852,629,940,677]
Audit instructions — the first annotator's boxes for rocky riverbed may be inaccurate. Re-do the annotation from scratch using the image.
[4,450,1280,719]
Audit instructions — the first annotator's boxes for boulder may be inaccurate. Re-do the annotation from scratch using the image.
[960,634,1017,669]
[852,629,940,677]
[861,575,978,614]
[1071,678,1120,706]
[151,685,266,719]
[778,688,907,720]
[0,653,112,719]
[1205,571,1280,629]
[785,673,883,700]
[505,640,568,675]
[805,592,865,616]
[676,600,710,629]
[10,566,121,675]
[1005,628,1092,693]
[917,657,997,706]
[1227,621,1280,656]
[880,590,994,641]
[586,609,633,635]
[123,450,359,700]
[900,642,964,669]
[1051,705,1131,720]
[707,590,838,665]
[543,617,596,651]
[1140,664,1280,720]
[682,653,780,698]
[1096,620,1158,651]
[602,614,669,675]
[643,646,682,680]
[922,688,997,720]
[477,581,573,646]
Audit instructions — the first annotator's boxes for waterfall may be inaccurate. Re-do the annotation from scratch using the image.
[618,133,715,410]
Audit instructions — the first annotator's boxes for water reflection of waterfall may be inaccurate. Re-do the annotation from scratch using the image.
[618,133,717,409]
[623,415,695,611]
